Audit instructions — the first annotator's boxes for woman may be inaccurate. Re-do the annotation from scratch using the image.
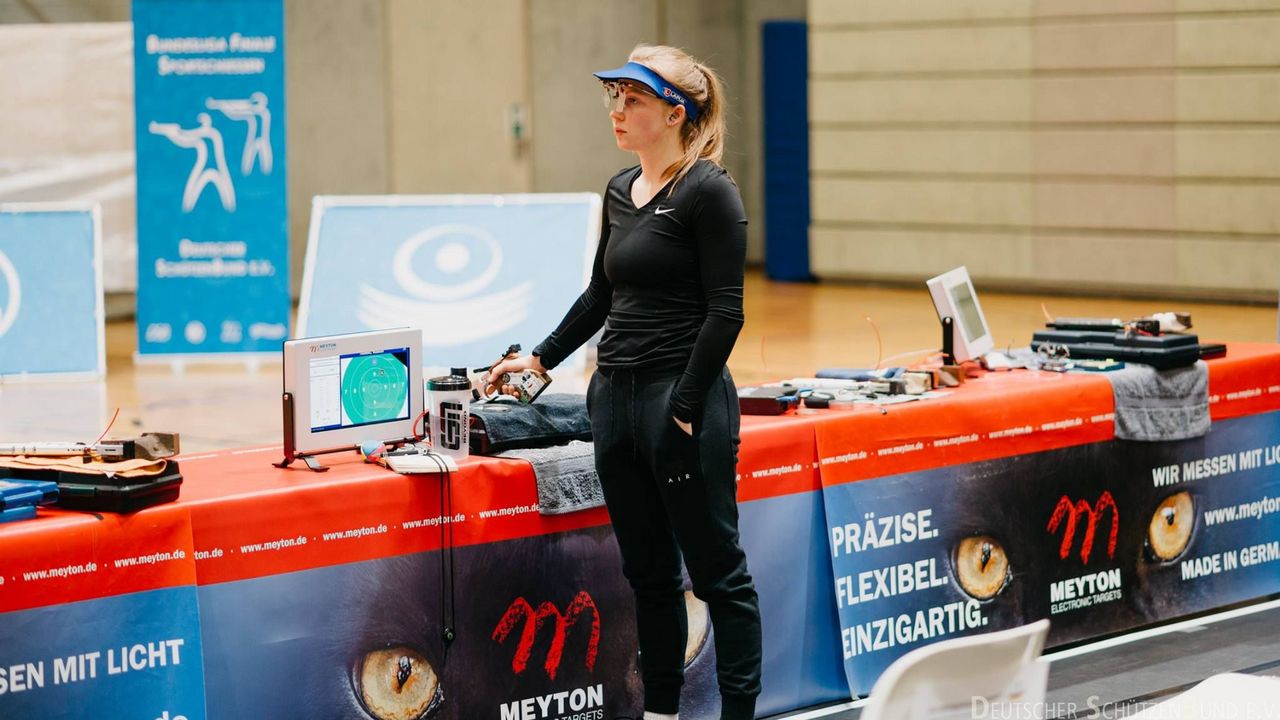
[489,45,761,720]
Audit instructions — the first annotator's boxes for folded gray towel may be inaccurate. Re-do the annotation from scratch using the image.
[497,440,604,515]
[1106,360,1210,442]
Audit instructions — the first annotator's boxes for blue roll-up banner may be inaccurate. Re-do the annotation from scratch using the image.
[299,195,601,371]
[132,0,289,359]
[0,204,104,380]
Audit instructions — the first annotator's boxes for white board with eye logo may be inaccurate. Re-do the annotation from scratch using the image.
[298,194,602,373]
[0,203,105,381]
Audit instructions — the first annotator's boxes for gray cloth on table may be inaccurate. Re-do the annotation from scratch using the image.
[497,440,603,515]
[1106,360,1210,442]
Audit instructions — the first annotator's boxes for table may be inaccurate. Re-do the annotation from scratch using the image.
[4,344,1280,719]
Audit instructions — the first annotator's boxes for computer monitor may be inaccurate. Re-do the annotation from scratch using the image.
[926,266,993,363]
[280,328,424,462]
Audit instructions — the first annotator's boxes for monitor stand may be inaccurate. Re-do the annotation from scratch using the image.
[940,315,956,365]
[937,315,968,385]
[276,452,329,472]
[275,392,332,472]
[273,392,419,472]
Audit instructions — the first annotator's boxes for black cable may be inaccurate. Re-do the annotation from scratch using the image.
[445,456,457,646]
[423,451,457,658]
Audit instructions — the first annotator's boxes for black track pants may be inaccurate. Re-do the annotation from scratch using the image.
[587,366,762,720]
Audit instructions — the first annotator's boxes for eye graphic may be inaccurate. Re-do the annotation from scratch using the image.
[359,223,533,347]
[1147,492,1194,562]
[392,225,501,302]
[953,536,1010,600]
[684,591,710,666]
[354,646,442,720]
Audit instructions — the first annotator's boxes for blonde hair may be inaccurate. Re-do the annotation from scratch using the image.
[628,44,727,191]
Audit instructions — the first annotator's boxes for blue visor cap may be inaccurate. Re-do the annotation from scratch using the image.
[594,62,699,121]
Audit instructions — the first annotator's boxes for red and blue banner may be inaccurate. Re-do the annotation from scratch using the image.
[0,507,206,719]
[818,356,1280,696]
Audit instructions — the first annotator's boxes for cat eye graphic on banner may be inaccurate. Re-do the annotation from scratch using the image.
[299,194,602,371]
[0,249,19,339]
[356,224,533,346]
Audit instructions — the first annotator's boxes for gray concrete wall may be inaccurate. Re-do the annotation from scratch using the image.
[808,0,1280,299]
[285,0,389,294]
[385,0,532,195]
[528,0,660,194]
[0,0,129,23]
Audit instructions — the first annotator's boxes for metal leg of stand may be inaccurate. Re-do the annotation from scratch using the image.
[273,452,330,472]
[300,455,328,472]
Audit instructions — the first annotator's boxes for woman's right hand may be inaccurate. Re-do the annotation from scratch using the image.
[485,354,547,398]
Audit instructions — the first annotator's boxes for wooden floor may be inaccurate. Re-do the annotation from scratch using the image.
[2,270,1276,452]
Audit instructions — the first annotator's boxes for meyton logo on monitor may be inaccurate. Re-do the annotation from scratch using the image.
[309,342,337,353]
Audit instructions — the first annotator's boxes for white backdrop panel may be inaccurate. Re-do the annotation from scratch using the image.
[0,23,135,292]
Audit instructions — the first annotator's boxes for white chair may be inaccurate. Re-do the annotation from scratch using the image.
[861,619,1051,720]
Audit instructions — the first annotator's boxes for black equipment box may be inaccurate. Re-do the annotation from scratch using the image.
[1031,330,1201,370]
[1,461,183,513]
[738,386,797,415]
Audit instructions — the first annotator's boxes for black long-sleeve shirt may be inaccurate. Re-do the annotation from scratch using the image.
[533,159,747,423]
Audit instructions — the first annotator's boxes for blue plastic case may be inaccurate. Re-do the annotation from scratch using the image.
[0,478,59,510]
[0,505,38,523]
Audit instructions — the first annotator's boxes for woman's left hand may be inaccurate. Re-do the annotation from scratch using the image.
[673,416,693,436]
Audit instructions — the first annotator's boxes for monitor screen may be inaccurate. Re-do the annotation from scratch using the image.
[309,347,411,433]
[948,281,987,344]
[282,328,424,455]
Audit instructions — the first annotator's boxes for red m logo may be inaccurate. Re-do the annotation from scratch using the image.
[491,591,600,680]
[1047,491,1119,564]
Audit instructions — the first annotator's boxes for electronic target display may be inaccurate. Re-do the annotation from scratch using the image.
[926,265,994,362]
[281,328,424,460]
[309,347,411,433]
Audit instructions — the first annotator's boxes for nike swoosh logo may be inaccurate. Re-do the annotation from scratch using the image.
[654,207,675,215]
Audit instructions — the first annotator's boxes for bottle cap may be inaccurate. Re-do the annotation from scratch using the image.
[428,375,470,392]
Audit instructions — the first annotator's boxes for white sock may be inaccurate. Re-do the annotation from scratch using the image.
[643,713,678,720]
